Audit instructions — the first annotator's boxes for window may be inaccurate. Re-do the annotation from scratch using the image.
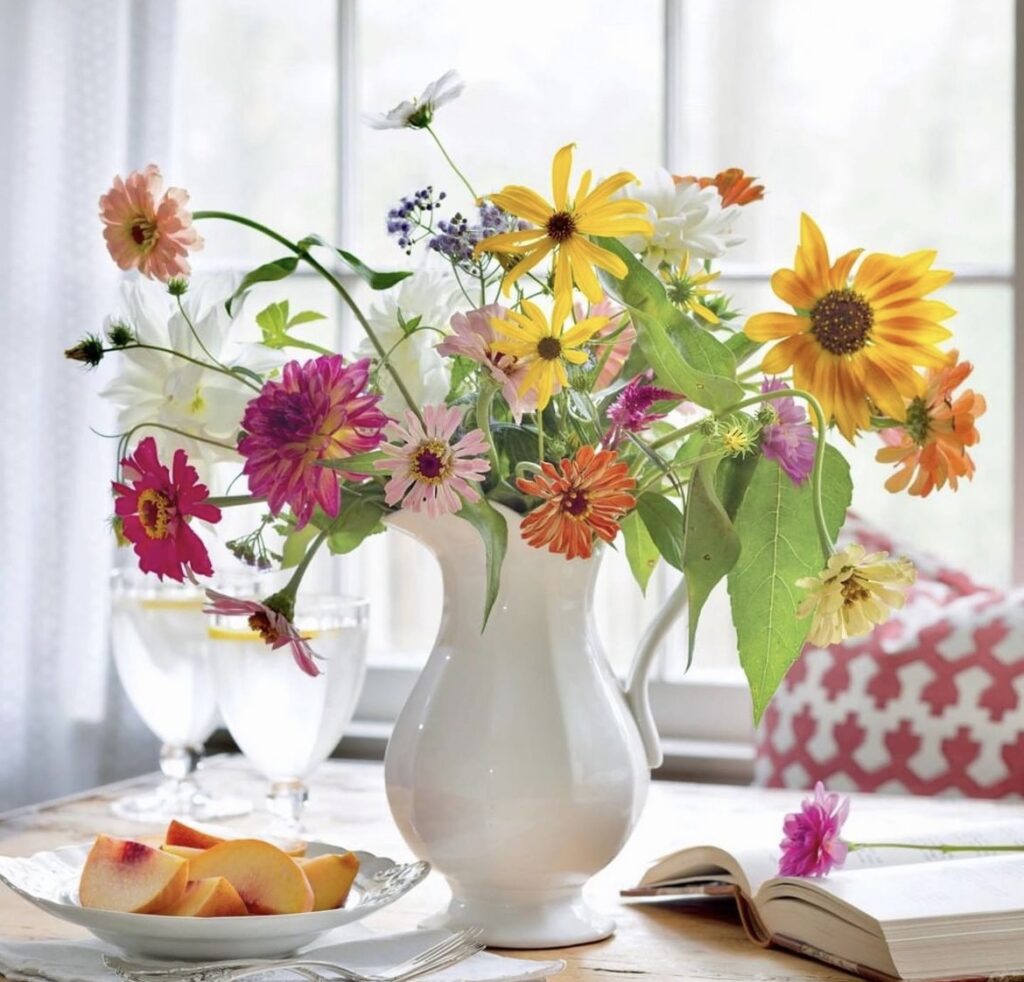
[174,0,1017,762]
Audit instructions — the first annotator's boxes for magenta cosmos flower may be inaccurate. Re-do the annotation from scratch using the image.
[113,437,222,582]
[761,378,816,485]
[436,305,538,422]
[375,405,490,517]
[204,591,319,676]
[99,165,204,281]
[239,355,388,529]
[778,781,850,877]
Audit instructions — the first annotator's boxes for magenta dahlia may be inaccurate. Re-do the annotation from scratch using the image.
[778,781,850,877]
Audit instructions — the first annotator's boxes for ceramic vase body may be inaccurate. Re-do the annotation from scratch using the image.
[383,506,666,948]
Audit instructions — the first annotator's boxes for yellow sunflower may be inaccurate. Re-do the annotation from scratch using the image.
[489,294,606,411]
[474,144,652,302]
[744,214,955,441]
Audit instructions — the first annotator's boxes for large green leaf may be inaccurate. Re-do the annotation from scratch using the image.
[298,234,412,290]
[280,523,319,570]
[724,331,763,369]
[621,510,660,594]
[727,445,852,722]
[324,496,388,555]
[635,491,684,572]
[715,451,760,521]
[456,497,508,629]
[227,256,299,314]
[682,456,740,666]
[317,451,385,476]
[594,237,743,412]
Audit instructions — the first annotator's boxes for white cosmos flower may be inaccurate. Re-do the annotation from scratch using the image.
[359,268,459,418]
[100,277,279,468]
[619,168,744,271]
[365,69,464,130]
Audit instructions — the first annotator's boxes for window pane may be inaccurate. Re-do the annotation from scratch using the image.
[670,0,1013,268]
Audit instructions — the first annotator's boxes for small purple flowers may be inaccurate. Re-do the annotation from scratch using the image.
[429,203,528,270]
[386,186,447,255]
[761,378,816,485]
[605,370,678,446]
[778,781,850,878]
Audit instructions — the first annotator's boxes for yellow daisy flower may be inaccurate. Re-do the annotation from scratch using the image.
[744,214,955,441]
[661,251,722,323]
[474,143,652,302]
[796,543,916,647]
[489,294,606,411]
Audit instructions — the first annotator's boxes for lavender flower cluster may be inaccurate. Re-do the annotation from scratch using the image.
[386,186,447,254]
[429,203,529,269]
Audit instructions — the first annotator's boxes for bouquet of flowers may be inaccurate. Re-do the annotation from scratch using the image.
[68,71,985,719]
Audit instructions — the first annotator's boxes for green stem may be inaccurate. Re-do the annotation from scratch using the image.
[279,336,334,356]
[476,383,501,477]
[425,125,478,200]
[536,409,545,461]
[192,210,423,423]
[175,296,224,374]
[108,343,261,393]
[280,529,330,600]
[648,417,706,451]
[205,494,265,508]
[848,842,1024,854]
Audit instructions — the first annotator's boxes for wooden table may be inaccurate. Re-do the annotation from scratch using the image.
[0,756,1015,980]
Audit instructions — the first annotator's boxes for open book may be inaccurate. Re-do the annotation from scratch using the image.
[623,818,1024,982]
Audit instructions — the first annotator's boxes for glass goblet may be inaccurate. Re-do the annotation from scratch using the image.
[109,569,251,822]
[207,593,369,835]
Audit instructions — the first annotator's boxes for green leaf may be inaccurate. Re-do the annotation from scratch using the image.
[287,310,327,328]
[715,451,760,522]
[280,523,318,570]
[724,331,763,368]
[727,445,852,723]
[324,496,388,555]
[227,257,299,314]
[299,234,412,290]
[455,497,508,629]
[682,456,741,665]
[594,237,744,412]
[255,300,291,349]
[316,451,385,475]
[635,491,684,572]
[621,510,660,594]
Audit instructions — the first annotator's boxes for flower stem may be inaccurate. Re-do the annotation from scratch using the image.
[205,494,265,508]
[475,382,501,476]
[280,529,330,599]
[108,343,261,392]
[191,210,423,423]
[175,295,228,376]
[424,125,478,200]
[848,841,1024,854]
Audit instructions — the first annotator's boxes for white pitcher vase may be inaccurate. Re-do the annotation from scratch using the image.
[383,504,685,949]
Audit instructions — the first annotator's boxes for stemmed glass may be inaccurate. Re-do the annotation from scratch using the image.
[109,569,252,821]
[207,593,369,835]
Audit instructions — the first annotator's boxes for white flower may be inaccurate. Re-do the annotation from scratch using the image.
[365,69,464,130]
[359,268,459,418]
[619,168,744,271]
[100,277,278,468]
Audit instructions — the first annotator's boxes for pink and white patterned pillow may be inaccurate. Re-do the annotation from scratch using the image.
[754,515,1024,798]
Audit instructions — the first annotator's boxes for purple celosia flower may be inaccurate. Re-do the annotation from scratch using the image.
[605,370,678,446]
[239,355,388,529]
[778,781,850,877]
[761,377,816,485]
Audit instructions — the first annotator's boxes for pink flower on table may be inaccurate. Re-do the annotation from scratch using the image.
[761,378,816,485]
[99,165,204,281]
[239,355,388,529]
[112,437,221,582]
[605,370,679,446]
[574,297,636,389]
[375,405,491,517]
[437,305,539,422]
[778,782,850,878]
[204,591,320,677]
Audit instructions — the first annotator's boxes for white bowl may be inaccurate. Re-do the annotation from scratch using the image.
[0,840,429,959]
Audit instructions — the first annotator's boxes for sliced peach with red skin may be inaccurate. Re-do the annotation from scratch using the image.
[164,819,226,850]
[161,844,204,861]
[161,877,248,917]
[298,853,359,911]
[186,839,314,915]
[79,835,187,914]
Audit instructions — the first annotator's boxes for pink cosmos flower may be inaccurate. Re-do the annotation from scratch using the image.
[375,405,491,517]
[605,370,679,446]
[436,305,539,422]
[204,591,320,677]
[778,781,850,877]
[99,165,204,281]
[239,355,388,529]
[112,437,221,582]
[575,297,636,389]
[761,378,816,485]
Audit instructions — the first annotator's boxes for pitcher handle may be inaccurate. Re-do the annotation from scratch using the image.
[623,579,689,770]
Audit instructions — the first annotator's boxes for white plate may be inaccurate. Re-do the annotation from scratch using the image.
[0,840,429,960]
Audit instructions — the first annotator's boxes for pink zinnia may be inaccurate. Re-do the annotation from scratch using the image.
[376,405,490,517]
[761,378,816,485]
[99,165,204,281]
[436,305,538,422]
[778,781,850,878]
[239,355,388,529]
[575,297,636,389]
[113,437,221,582]
[204,591,320,677]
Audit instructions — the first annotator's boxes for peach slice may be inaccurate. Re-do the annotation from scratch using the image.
[164,819,226,850]
[298,853,359,911]
[79,835,187,914]
[161,844,204,861]
[161,876,248,917]
[186,839,314,915]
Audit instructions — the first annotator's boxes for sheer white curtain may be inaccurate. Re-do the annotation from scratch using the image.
[0,0,178,810]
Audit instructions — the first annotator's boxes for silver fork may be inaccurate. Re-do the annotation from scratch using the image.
[103,928,484,982]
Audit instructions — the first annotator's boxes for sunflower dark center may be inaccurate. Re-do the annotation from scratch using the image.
[562,489,589,517]
[809,288,874,355]
[545,211,577,242]
[537,336,562,361]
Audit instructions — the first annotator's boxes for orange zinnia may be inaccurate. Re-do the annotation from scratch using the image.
[516,446,636,560]
[875,351,986,497]
[674,168,764,207]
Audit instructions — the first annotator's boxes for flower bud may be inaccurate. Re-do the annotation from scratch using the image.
[64,335,105,367]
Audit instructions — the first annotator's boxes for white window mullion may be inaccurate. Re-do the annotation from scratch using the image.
[1013,0,1024,582]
